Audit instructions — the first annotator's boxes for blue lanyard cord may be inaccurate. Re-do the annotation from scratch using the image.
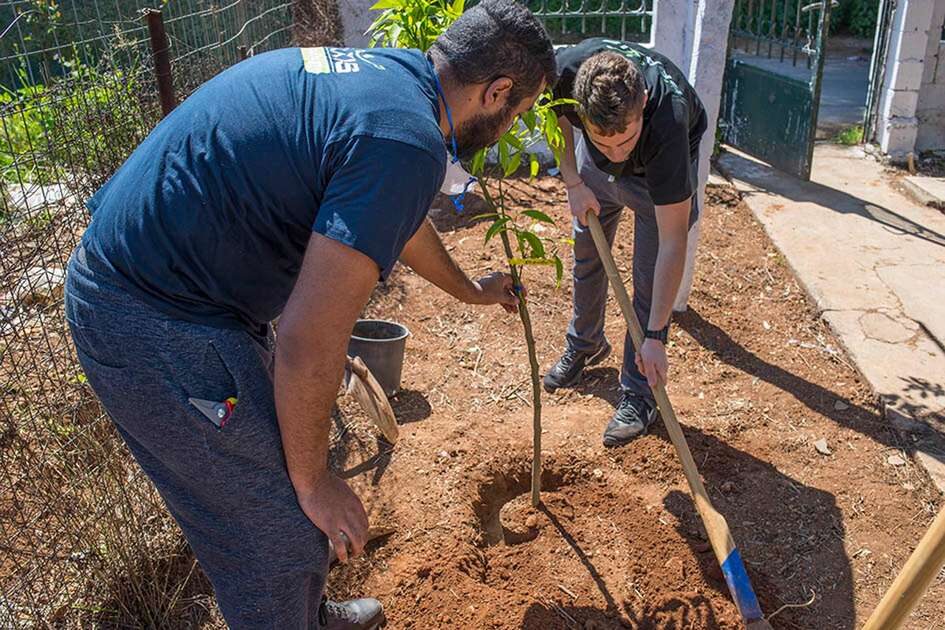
[431,67,460,164]
[432,65,475,213]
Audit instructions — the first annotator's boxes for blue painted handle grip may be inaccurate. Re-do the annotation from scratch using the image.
[721,548,764,621]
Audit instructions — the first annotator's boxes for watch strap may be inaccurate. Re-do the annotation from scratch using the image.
[644,326,669,343]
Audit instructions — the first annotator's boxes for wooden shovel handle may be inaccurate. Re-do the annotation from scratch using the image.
[862,504,945,630]
[585,215,735,563]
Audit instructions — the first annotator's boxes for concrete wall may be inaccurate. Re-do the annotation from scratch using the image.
[339,0,375,48]
[673,0,734,309]
[876,0,938,158]
[916,2,945,152]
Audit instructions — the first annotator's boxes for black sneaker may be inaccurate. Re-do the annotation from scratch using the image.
[318,596,386,629]
[542,341,612,392]
[603,392,658,447]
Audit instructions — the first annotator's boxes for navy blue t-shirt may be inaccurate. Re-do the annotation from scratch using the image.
[83,47,446,334]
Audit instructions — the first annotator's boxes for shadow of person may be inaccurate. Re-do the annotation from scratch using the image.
[540,503,619,614]
[521,594,728,629]
[574,366,622,407]
[718,150,945,249]
[675,306,945,467]
[390,388,432,424]
[657,427,851,628]
[567,367,855,628]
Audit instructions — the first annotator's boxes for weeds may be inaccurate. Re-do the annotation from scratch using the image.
[834,124,863,146]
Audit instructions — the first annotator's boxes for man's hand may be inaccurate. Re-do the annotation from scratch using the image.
[635,338,668,389]
[296,472,368,564]
[566,181,601,226]
[468,271,521,313]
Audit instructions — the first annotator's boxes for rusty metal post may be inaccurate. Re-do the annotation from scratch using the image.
[144,9,176,117]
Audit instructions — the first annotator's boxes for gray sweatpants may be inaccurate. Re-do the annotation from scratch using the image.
[566,135,700,399]
[64,244,328,629]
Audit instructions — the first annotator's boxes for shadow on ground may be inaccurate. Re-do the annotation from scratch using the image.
[675,307,945,469]
[718,151,945,249]
[570,348,855,628]
[390,388,432,424]
[332,410,394,486]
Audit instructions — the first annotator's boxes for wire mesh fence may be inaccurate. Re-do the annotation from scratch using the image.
[0,1,294,626]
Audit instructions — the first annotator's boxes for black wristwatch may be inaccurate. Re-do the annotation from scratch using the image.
[644,326,669,343]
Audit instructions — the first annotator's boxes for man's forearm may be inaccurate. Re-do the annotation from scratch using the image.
[648,239,687,331]
[399,219,477,301]
[274,233,379,497]
[557,116,582,186]
[274,327,345,494]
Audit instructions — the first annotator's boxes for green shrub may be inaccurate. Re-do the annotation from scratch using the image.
[831,0,878,39]
[834,124,863,145]
[1,58,149,189]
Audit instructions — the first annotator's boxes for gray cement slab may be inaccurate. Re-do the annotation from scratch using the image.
[903,175,945,209]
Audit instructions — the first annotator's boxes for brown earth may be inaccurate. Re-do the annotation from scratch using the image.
[325,176,945,629]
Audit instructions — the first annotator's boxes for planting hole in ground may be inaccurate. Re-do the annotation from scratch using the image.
[472,457,574,547]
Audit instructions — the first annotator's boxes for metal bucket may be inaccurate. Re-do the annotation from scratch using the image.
[347,319,410,397]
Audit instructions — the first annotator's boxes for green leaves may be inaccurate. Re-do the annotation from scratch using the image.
[370,0,403,9]
[520,231,545,259]
[522,209,554,224]
[503,152,522,177]
[469,148,486,177]
[367,0,460,50]
[484,216,510,243]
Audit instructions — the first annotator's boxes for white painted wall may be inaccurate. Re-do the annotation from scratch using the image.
[916,2,945,152]
[876,0,937,158]
[674,0,735,311]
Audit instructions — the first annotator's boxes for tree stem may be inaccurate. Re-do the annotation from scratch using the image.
[481,179,543,507]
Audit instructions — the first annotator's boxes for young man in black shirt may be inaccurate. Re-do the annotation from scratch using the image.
[543,38,707,448]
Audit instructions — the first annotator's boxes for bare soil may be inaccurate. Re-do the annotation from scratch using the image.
[325,177,945,629]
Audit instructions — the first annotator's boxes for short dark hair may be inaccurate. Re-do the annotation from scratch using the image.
[573,51,646,135]
[430,0,556,106]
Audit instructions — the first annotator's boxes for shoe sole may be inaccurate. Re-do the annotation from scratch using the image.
[542,343,612,393]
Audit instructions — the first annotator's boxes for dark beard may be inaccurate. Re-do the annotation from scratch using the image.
[453,105,515,160]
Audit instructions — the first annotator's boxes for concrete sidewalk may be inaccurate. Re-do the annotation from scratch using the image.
[717,143,945,492]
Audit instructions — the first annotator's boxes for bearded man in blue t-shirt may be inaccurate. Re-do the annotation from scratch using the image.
[64,1,556,627]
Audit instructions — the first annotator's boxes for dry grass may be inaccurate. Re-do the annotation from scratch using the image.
[293,0,343,47]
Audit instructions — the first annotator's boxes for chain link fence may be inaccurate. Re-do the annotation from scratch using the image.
[0,1,297,626]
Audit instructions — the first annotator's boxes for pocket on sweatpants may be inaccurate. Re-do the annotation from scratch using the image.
[175,339,243,431]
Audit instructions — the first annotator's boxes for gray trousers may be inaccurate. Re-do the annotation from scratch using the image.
[566,135,700,398]
[65,244,328,629]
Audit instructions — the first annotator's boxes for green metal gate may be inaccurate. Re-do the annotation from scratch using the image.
[720,0,834,180]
